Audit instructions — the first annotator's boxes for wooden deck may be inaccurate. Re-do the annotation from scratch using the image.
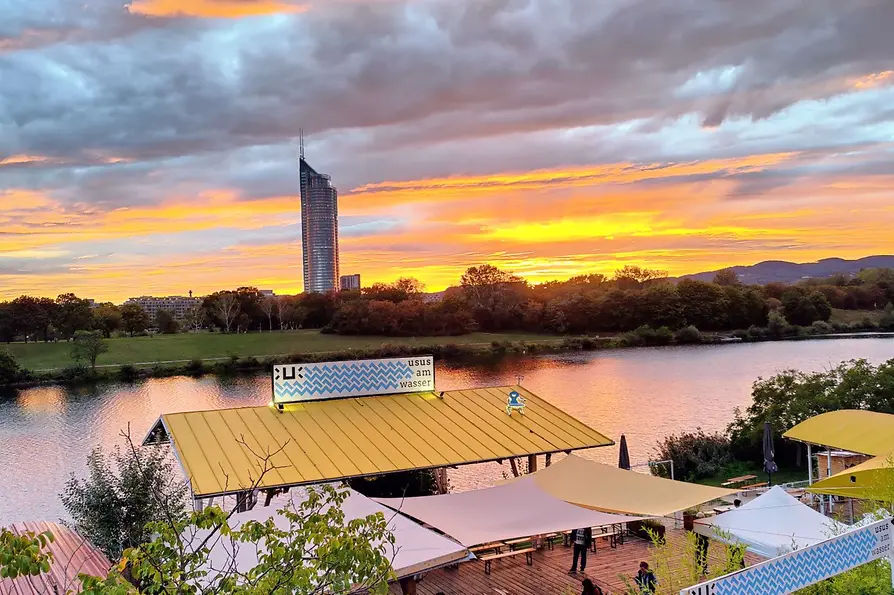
[390,529,764,595]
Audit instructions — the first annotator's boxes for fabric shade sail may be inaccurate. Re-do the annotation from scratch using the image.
[376,477,646,547]
[809,452,894,501]
[188,488,470,583]
[783,410,894,456]
[694,486,848,558]
[515,455,736,516]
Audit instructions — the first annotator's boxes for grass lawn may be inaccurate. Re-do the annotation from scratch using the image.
[829,308,884,325]
[3,330,563,371]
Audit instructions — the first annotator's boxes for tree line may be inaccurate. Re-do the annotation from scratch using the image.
[1,265,892,342]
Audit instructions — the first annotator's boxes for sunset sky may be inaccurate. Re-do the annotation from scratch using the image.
[1,0,893,302]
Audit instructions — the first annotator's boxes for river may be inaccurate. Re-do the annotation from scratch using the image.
[1,338,892,524]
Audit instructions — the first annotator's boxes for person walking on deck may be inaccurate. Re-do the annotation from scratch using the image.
[569,527,592,574]
[635,561,657,593]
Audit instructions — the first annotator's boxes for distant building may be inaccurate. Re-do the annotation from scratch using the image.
[300,138,339,293]
[125,295,200,321]
[259,290,276,297]
[340,274,361,291]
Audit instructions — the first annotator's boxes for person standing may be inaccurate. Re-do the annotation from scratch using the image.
[569,527,592,574]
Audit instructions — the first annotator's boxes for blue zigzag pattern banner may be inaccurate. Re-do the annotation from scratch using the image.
[273,357,434,402]
[683,518,892,595]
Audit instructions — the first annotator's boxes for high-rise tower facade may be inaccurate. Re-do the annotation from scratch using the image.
[299,154,339,293]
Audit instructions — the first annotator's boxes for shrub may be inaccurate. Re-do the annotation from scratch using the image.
[881,303,894,331]
[118,364,139,382]
[767,311,789,337]
[184,359,205,376]
[747,325,766,339]
[0,350,22,385]
[654,429,733,482]
[621,325,674,347]
[810,320,833,335]
[674,325,702,344]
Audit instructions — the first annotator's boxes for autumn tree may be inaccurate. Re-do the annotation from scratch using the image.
[155,309,179,334]
[712,269,742,286]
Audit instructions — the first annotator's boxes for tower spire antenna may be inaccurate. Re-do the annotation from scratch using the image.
[299,128,305,160]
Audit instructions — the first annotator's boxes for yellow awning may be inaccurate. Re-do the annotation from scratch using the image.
[808,452,894,501]
[144,386,613,498]
[508,454,736,516]
[782,410,894,456]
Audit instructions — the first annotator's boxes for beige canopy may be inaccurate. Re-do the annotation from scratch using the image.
[516,455,736,516]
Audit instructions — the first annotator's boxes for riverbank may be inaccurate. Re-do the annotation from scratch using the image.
[3,325,893,389]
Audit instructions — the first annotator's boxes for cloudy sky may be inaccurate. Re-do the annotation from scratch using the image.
[1,0,893,301]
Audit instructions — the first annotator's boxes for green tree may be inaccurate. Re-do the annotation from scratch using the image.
[712,269,742,286]
[61,443,189,560]
[879,303,894,330]
[0,527,54,579]
[782,291,832,326]
[677,279,730,330]
[93,303,124,338]
[70,330,109,370]
[121,303,150,337]
[0,350,22,385]
[55,293,95,339]
[10,295,57,342]
[363,277,425,303]
[155,309,179,334]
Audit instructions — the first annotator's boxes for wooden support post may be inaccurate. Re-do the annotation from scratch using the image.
[545,453,552,467]
[510,458,520,477]
[399,577,418,595]
[528,454,537,473]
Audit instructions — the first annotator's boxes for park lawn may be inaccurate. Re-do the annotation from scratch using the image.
[829,308,884,325]
[3,330,562,371]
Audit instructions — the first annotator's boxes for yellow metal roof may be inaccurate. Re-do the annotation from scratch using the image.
[782,410,894,456]
[808,452,894,501]
[507,455,737,516]
[145,386,613,498]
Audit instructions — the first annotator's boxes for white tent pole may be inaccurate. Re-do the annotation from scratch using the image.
[807,444,814,507]
[827,450,833,513]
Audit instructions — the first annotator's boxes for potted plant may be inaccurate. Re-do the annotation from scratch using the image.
[629,519,666,543]
[683,508,699,531]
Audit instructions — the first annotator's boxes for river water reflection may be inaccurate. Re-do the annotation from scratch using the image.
[1,338,892,524]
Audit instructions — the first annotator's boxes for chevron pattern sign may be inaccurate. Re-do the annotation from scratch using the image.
[681,517,894,595]
[272,356,435,403]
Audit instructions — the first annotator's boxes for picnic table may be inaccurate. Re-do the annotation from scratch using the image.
[721,474,757,487]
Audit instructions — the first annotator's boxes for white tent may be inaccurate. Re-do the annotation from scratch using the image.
[376,477,647,547]
[693,486,848,558]
[188,488,470,583]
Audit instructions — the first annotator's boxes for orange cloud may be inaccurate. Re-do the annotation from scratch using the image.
[129,0,308,18]
[2,153,893,301]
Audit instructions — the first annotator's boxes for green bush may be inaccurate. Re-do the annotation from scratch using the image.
[0,350,22,385]
[118,364,139,382]
[621,325,674,347]
[674,325,702,344]
[184,359,205,376]
[881,303,894,330]
[654,429,733,482]
[810,320,833,335]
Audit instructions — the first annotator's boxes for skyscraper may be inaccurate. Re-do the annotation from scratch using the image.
[299,137,339,293]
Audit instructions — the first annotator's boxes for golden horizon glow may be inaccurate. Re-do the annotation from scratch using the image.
[2,150,893,302]
[129,0,308,18]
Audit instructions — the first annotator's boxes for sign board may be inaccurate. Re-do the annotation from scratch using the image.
[681,517,894,595]
[272,356,435,403]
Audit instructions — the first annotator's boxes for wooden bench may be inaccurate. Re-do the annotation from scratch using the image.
[504,537,533,550]
[591,526,624,552]
[721,474,757,487]
[739,482,769,490]
[479,547,535,574]
[470,542,504,556]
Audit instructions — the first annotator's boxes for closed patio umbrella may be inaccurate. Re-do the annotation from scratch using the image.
[763,422,778,485]
[618,434,631,470]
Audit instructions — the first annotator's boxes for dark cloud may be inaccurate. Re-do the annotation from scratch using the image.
[0,0,892,211]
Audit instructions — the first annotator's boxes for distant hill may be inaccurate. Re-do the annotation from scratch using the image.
[680,256,894,285]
